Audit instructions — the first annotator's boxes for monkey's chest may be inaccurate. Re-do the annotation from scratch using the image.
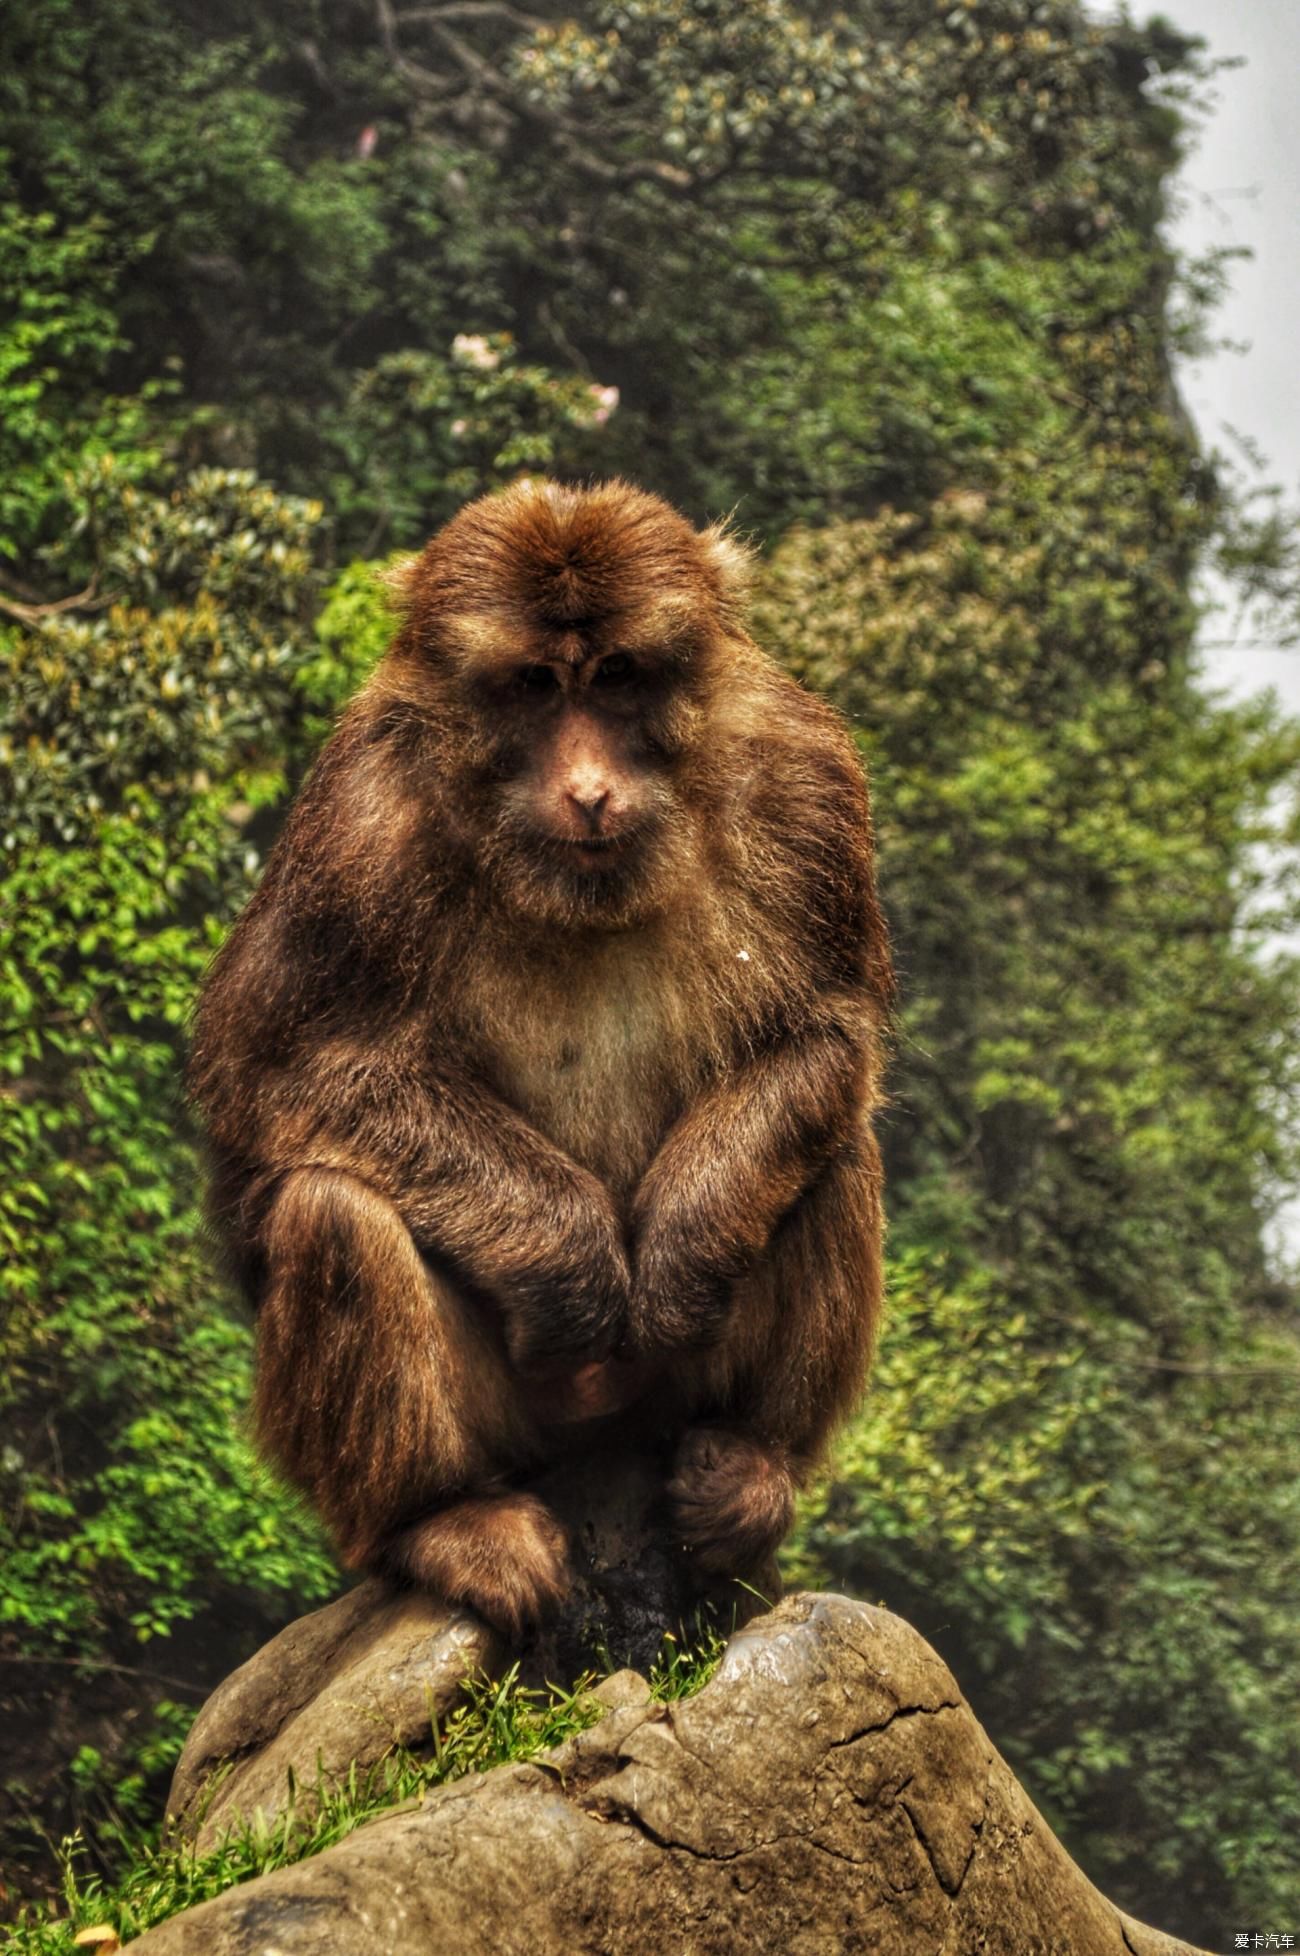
[484,970,703,1197]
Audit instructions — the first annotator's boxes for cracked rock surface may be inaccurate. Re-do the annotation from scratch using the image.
[139,1593,1206,1955]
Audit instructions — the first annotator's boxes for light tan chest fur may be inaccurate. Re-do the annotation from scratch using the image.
[477,933,711,1198]
[468,889,804,1203]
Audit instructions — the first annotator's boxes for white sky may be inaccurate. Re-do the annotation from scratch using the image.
[1160,0,1300,1253]
[1164,0,1300,702]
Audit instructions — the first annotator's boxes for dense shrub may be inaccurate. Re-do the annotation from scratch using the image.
[0,467,339,1889]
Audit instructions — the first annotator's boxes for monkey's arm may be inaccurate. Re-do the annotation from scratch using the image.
[401,1068,632,1365]
[231,1049,631,1368]
[629,998,869,1352]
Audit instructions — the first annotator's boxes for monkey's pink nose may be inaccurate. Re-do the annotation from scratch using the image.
[565,774,611,826]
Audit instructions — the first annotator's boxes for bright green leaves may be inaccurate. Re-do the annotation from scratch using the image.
[0,205,154,566]
[764,477,1300,1929]
[0,465,334,1689]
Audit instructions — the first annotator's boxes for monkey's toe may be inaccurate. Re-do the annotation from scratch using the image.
[668,1427,796,1573]
[384,1491,571,1639]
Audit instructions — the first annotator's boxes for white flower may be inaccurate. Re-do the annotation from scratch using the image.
[580,381,620,428]
[452,334,500,371]
[450,418,469,439]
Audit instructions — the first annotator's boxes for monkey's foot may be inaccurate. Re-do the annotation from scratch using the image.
[384,1492,570,1639]
[668,1427,796,1573]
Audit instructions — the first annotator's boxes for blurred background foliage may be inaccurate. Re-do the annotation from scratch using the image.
[1,0,1297,1944]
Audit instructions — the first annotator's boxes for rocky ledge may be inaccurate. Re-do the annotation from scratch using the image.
[138,1588,1206,1955]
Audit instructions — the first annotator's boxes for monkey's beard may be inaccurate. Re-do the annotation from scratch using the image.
[476,801,699,933]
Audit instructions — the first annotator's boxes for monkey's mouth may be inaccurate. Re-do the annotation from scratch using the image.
[560,834,629,871]
[500,810,662,887]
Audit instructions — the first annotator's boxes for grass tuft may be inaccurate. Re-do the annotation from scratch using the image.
[3,1629,724,1953]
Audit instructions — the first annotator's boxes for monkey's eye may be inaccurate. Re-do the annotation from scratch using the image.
[592,653,635,687]
[514,663,560,694]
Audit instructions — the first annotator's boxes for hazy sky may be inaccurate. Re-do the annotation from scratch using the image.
[1164,0,1300,705]
[1161,1,1299,1249]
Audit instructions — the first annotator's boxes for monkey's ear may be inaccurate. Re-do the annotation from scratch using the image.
[699,520,755,618]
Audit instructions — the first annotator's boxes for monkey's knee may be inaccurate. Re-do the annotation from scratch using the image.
[257,1167,531,1549]
[378,1492,570,1639]
[256,1164,424,1424]
[262,1166,410,1305]
[668,1427,796,1574]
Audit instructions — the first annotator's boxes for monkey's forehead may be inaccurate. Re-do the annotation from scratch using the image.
[397,478,750,644]
[433,593,710,670]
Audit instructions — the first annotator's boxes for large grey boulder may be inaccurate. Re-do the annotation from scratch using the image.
[142,1592,1207,1955]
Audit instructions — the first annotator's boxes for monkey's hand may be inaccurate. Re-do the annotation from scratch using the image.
[628,1012,867,1354]
[628,1205,736,1354]
[495,1169,632,1371]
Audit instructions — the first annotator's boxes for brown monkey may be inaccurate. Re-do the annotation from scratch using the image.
[189,479,891,1637]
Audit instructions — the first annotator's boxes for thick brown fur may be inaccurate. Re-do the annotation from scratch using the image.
[189,479,891,1634]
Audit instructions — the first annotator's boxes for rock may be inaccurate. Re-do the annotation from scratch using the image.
[167,1581,500,1854]
[142,1593,1209,1955]
[583,1668,654,1714]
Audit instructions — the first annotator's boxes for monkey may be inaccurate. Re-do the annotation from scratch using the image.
[188,478,891,1639]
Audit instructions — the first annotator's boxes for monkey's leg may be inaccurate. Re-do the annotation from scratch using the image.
[667,1134,883,1573]
[258,1166,567,1637]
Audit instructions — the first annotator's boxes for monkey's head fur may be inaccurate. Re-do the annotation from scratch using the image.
[377,478,755,931]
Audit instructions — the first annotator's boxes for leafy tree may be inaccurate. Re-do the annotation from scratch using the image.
[0,465,338,1893]
[0,0,1207,544]
[764,475,1300,1934]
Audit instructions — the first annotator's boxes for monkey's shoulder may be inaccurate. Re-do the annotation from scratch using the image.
[709,662,882,997]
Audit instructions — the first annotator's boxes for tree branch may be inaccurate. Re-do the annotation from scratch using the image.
[0,1652,203,1695]
[0,580,110,625]
[396,3,544,29]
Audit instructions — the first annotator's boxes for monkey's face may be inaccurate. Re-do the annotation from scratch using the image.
[388,480,748,930]
[460,638,709,929]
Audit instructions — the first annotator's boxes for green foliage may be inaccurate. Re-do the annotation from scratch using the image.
[2,464,321,846]
[762,470,1300,1931]
[0,461,337,1892]
[0,0,1213,545]
[785,1254,1100,1636]
[5,1634,723,1954]
[337,333,622,547]
[295,555,402,745]
[0,206,156,568]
